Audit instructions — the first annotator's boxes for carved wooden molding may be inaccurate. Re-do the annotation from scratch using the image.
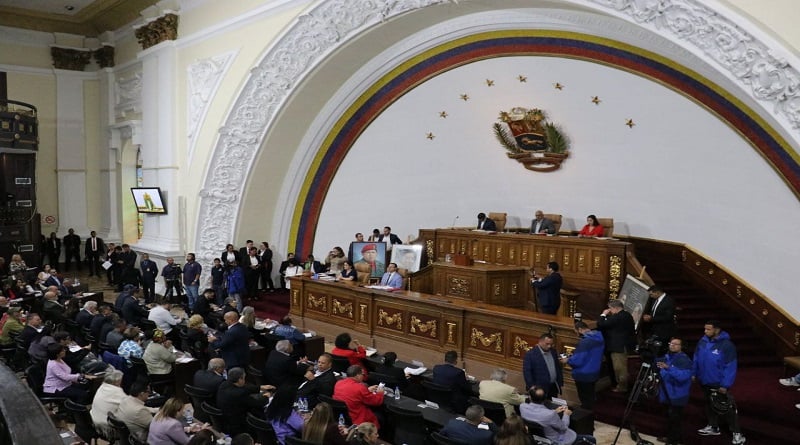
[470,327,503,352]
[512,336,532,357]
[410,316,437,337]
[306,293,326,311]
[332,298,353,319]
[135,13,179,50]
[377,309,403,330]
[50,46,91,71]
[608,255,622,299]
[93,45,115,68]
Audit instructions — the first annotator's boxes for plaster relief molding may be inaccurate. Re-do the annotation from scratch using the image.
[50,45,92,71]
[115,71,143,119]
[134,12,180,50]
[194,0,454,267]
[109,120,143,157]
[585,0,800,129]
[187,51,237,166]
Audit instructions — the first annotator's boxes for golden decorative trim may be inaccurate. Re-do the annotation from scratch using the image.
[736,286,742,297]
[681,250,687,262]
[777,322,783,328]
[307,293,326,311]
[762,309,769,316]
[472,244,478,257]
[512,336,532,357]
[511,283,518,295]
[509,247,516,261]
[521,247,529,262]
[535,250,541,263]
[563,252,570,267]
[447,322,457,345]
[449,278,470,296]
[722,278,728,285]
[608,255,622,299]
[749,298,755,305]
[135,13,179,50]
[593,255,601,272]
[695,260,701,266]
[51,46,91,71]
[708,268,714,275]
[377,309,403,330]
[470,327,503,352]
[549,252,556,262]
[410,316,437,337]
[794,332,799,346]
[564,345,575,355]
[425,240,434,266]
[568,297,578,318]
[496,246,503,262]
[493,283,501,296]
[332,299,353,319]
[359,304,367,323]
[483,245,490,259]
[578,254,585,269]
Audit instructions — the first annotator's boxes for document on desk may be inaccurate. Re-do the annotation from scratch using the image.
[176,356,196,364]
[404,366,427,375]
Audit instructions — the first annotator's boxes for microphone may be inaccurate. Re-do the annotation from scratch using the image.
[451,215,459,228]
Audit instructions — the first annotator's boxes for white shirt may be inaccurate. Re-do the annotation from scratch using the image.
[651,294,666,316]
[148,305,178,333]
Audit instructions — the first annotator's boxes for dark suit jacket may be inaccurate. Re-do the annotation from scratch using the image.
[84,237,106,257]
[432,363,471,412]
[121,297,148,325]
[193,369,225,400]
[477,218,496,231]
[63,234,81,252]
[644,295,676,342]
[297,368,336,408]
[140,259,159,283]
[522,345,564,393]
[597,309,636,353]
[75,309,95,329]
[375,364,408,389]
[263,350,304,387]
[211,323,251,369]
[530,218,557,234]
[378,233,403,245]
[216,381,267,436]
[440,418,497,445]
[42,300,66,326]
[20,325,49,350]
[46,237,62,257]
[303,260,324,274]
[532,272,563,315]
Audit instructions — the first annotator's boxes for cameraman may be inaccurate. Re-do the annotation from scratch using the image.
[161,257,183,304]
[657,338,692,445]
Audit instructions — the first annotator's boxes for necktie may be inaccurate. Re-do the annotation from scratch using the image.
[92,237,97,251]
[652,298,660,316]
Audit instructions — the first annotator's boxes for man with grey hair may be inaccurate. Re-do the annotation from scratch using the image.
[263,339,308,387]
[208,311,250,369]
[90,369,126,437]
[597,298,636,392]
[42,290,66,325]
[479,368,526,417]
[75,300,98,329]
[440,404,497,444]
[194,358,227,400]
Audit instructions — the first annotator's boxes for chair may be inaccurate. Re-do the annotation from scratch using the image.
[24,363,67,406]
[246,412,279,445]
[430,431,469,445]
[317,394,352,425]
[128,433,148,445]
[285,436,317,445]
[543,213,563,234]
[98,341,117,356]
[468,396,506,426]
[63,399,102,444]
[330,354,351,373]
[386,403,428,445]
[107,411,133,445]
[421,380,453,412]
[201,401,227,435]
[367,371,400,388]
[129,355,174,395]
[597,217,614,237]
[524,418,547,437]
[137,319,157,333]
[247,364,264,387]
[354,262,372,283]
[184,384,213,423]
[488,212,507,232]
[63,318,83,342]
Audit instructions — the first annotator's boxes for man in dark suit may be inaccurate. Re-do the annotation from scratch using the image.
[377,226,403,248]
[263,340,307,388]
[476,213,496,231]
[209,311,251,370]
[530,210,557,235]
[75,300,98,329]
[46,232,61,267]
[242,247,261,299]
[439,404,497,445]
[42,291,66,326]
[193,358,226,401]
[120,288,148,325]
[522,333,563,399]
[432,350,472,413]
[641,284,676,354]
[84,230,106,277]
[302,254,324,274]
[297,352,336,409]
[117,244,138,290]
[19,313,50,350]
[597,299,636,392]
[238,240,254,261]
[531,261,563,315]
[62,228,81,272]
[140,253,159,303]
[216,367,272,437]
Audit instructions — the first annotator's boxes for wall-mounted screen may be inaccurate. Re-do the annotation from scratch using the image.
[131,187,167,214]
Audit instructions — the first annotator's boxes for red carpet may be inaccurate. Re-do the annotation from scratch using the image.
[247,289,290,321]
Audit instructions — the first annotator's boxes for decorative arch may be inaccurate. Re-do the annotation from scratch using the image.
[194,0,800,266]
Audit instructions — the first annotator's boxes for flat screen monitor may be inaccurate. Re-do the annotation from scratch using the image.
[131,187,167,214]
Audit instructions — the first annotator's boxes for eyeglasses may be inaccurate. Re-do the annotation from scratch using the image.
[668,342,681,346]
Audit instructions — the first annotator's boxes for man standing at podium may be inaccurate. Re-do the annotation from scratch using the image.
[531,261,563,315]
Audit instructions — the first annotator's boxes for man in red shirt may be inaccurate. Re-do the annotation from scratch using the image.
[333,365,385,429]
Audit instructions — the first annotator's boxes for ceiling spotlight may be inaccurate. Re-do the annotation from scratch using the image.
[65,5,75,11]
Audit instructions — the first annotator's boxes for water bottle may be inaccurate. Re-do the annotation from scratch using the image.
[394,386,401,400]
[301,397,308,412]
[338,413,346,427]
[184,406,193,424]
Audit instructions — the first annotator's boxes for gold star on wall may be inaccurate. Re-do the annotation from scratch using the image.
[591,96,601,105]
[460,94,469,101]
[439,111,448,118]
[486,79,494,87]
[426,132,435,140]
[554,83,564,90]
[625,119,635,128]
[518,75,527,83]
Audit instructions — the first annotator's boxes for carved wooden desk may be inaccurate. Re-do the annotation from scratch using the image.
[409,262,530,308]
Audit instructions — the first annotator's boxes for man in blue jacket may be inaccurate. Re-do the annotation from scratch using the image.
[657,338,693,445]
[562,321,604,410]
[693,320,746,445]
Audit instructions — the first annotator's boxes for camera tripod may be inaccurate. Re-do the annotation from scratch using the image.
[611,361,660,445]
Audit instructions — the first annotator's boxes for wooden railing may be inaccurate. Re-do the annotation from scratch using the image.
[0,363,62,445]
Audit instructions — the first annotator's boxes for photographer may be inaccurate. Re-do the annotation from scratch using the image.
[161,257,183,304]
[657,338,692,445]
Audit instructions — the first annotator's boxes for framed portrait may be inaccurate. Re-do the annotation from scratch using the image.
[619,274,650,329]
[351,242,387,278]
[391,244,423,273]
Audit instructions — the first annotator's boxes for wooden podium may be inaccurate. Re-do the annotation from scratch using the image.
[409,261,530,308]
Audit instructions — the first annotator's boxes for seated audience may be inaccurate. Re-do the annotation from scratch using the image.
[19,312,49,350]
[346,422,381,445]
[302,401,348,445]
[208,311,251,370]
[121,288,148,325]
[42,291,66,325]
[273,316,306,345]
[494,414,532,445]
[90,304,113,338]
[53,331,91,372]
[104,316,127,350]
[432,349,472,413]
[216,367,272,437]
[231,434,255,445]
[90,369,126,437]
[479,368,526,417]
[333,365,384,429]
[263,339,308,388]
[75,300,98,329]
[578,214,603,237]
[148,297,181,340]
[143,328,178,378]
[0,307,24,345]
[43,343,96,403]
[118,326,144,365]
[193,358,226,401]
[519,386,596,445]
[185,314,210,362]
[116,381,158,443]
[266,385,305,444]
[439,405,497,445]
[374,351,409,390]
[297,353,337,409]
[331,332,367,367]
[338,261,357,282]
[193,288,222,328]
[147,397,208,445]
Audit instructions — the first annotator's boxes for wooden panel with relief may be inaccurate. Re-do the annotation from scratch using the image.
[289,278,372,336]
[372,294,463,351]
[410,262,530,308]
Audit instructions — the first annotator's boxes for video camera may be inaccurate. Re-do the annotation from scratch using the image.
[638,335,662,362]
